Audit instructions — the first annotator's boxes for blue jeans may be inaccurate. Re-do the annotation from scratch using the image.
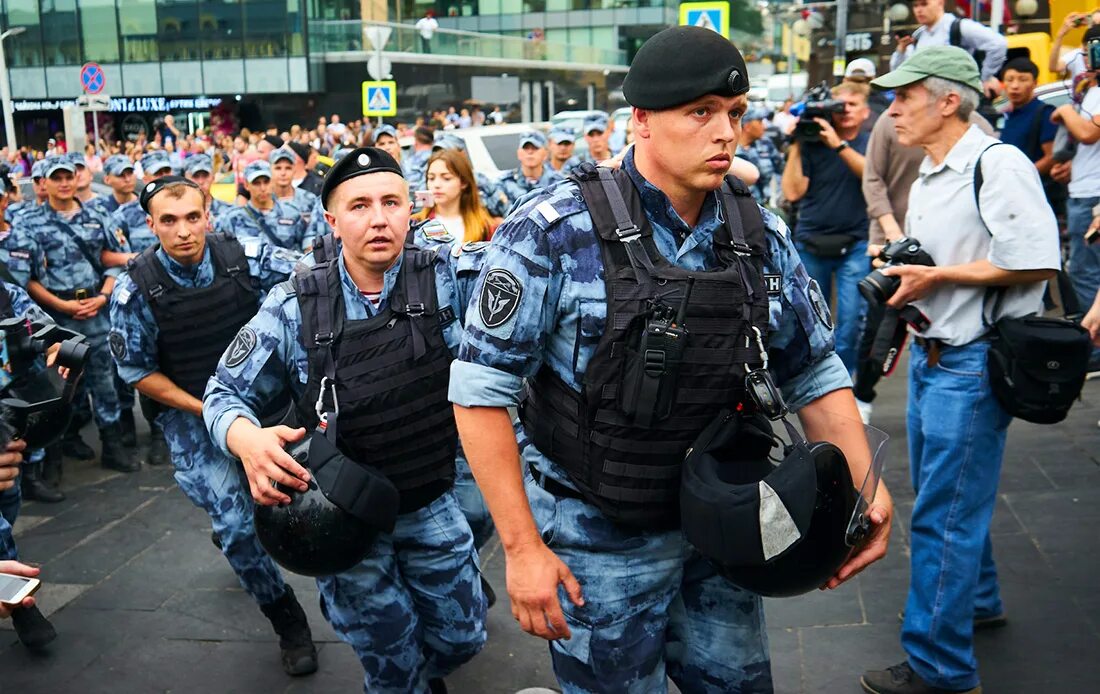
[902,340,1012,690]
[316,490,487,693]
[795,240,868,372]
[526,471,772,693]
[1067,196,1100,361]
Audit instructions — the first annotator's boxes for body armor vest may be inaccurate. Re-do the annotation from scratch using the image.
[0,283,13,319]
[295,246,459,513]
[128,234,260,399]
[521,167,772,528]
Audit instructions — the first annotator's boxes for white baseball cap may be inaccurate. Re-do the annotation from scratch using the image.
[845,58,877,79]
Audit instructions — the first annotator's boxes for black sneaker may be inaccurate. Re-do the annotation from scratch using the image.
[11,605,57,651]
[861,662,981,694]
[896,609,1006,631]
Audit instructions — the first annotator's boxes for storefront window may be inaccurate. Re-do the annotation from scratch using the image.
[40,0,81,65]
[202,0,244,59]
[80,0,122,63]
[287,0,305,56]
[4,0,44,67]
[119,0,160,62]
[243,0,288,58]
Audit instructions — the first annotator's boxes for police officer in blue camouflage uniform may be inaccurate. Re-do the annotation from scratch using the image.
[215,161,309,251]
[183,154,234,224]
[546,128,582,177]
[449,27,895,693]
[4,155,136,473]
[67,151,97,206]
[269,147,318,226]
[736,108,785,206]
[11,161,48,225]
[580,113,614,163]
[301,148,355,249]
[108,175,318,676]
[89,155,138,219]
[104,149,177,455]
[494,130,563,214]
[204,148,487,693]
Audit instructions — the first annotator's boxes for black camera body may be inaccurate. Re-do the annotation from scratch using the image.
[795,82,847,142]
[858,238,936,305]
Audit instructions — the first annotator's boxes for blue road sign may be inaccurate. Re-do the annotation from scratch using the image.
[80,63,105,94]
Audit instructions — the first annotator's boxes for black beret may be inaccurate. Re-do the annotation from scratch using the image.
[320,147,404,208]
[288,141,312,163]
[263,134,284,150]
[138,175,202,214]
[622,26,750,109]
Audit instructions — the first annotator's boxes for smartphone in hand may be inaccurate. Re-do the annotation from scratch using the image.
[0,572,40,606]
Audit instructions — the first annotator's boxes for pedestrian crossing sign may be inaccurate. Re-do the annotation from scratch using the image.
[679,2,730,39]
[362,81,397,117]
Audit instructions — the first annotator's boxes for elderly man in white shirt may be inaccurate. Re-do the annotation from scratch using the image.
[890,0,1008,98]
[859,47,1059,694]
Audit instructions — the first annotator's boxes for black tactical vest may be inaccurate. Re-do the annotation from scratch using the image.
[0,283,13,319]
[521,167,772,528]
[295,246,459,513]
[128,234,260,399]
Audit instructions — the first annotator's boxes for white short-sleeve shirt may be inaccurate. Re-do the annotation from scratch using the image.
[905,125,1061,346]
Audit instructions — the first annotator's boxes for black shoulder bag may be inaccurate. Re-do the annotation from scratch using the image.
[974,144,1091,424]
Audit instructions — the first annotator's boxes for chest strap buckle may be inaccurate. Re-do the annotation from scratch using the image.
[405,302,425,317]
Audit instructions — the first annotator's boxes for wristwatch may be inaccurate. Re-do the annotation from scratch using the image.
[834,141,849,153]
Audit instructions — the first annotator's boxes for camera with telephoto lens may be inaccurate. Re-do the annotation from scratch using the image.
[0,317,89,449]
[794,82,847,142]
[858,238,936,305]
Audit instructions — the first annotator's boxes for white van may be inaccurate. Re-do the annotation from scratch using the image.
[766,73,808,107]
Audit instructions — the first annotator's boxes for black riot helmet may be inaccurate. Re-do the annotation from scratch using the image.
[0,317,90,449]
[254,428,400,577]
[680,408,885,598]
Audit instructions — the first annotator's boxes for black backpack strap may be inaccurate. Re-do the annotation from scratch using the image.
[294,259,342,442]
[575,167,659,291]
[208,233,260,294]
[949,16,963,48]
[128,245,170,304]
[392,248,442,360]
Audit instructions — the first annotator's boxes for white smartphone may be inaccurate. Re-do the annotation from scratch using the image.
[414,189,434,208]
[0,572,41,606]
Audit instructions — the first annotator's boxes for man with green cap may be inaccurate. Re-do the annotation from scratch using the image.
[860,46,1060,694]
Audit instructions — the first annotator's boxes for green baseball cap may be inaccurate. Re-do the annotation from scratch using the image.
[870,46,983,94]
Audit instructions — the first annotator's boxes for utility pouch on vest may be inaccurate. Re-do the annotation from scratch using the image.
[619,278,694,427]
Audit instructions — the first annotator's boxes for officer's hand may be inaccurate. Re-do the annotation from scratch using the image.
[882,264,939,308]
[822,488,893,590]
[0,560,39,618]
[227,421,310,505]
[72,298,101,320]
[506,541,584,641]
[0,440,28,493]
[812,118,843,150]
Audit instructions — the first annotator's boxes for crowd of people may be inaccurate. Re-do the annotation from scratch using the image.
[0,3,1096,693]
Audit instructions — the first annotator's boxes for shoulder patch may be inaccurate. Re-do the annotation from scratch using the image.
[108,331,127,360]
[535,201,561,225]
[271,247,299,262]
[420,219,453,242]
[224,327,258,368]
[764,274,782,295]
[242,239,262,258]
[462,241,490,253]
[479,268,522,329]
[114,284,133,305]
[8,249,29,260]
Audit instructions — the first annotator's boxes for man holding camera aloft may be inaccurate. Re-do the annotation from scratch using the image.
[859,47,1059,694]
[781,81,871,373]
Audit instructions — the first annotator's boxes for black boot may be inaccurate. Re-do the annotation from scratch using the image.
[429,678,448,694]
[100,423,139,473]
[62,431,96,461]
[20,460,65,503]
[259,585,318,676]
[146,430,170,467]
[43,444,64,488]
[118,408,137,448]
[11,605,57,650]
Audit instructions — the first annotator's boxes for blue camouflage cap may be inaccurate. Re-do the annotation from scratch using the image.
[184,153,213,175]
[43,155,76,178]
[31,159,48,180]
[548,128,576,144]
[269,147,296,165]
[104,154,135,176]
[140,150,173,175]
[519,130,547,148]
[583,114,609,134]
[331,147,354,162]
[373,124,398,142]
[742,107,767,124]
[432,132,467,152]
[245,160,272,183]
[65,151,87,168]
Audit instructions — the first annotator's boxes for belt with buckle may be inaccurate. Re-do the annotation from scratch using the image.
[55,286,97,301]
[532,469,585,501]
[913,336,944,367]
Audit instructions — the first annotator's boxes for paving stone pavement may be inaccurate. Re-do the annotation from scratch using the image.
[2,356,1098,693]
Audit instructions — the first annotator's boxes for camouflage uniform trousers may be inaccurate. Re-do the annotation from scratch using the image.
[159,408,287,605]
[56,313,121,429]
[0,483,20,561]
[315,489,488,693]
[453,454,494,550]
[525,473,774,694]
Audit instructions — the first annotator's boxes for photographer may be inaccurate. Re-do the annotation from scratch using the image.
[781,81,871,371]
[860,48,1060,694]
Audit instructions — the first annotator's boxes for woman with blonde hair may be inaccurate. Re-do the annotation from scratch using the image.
[411,148,497,243]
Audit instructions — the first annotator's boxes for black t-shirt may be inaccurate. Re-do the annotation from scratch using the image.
[795,130,871,240]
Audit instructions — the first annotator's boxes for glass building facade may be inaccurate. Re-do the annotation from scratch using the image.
[0,0,310,98]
